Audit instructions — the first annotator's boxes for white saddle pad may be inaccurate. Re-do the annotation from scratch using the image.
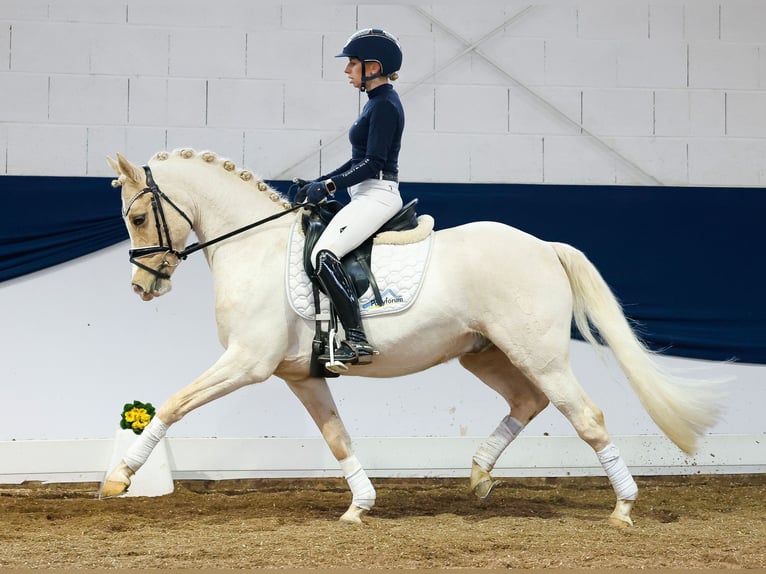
[286,216,434,319]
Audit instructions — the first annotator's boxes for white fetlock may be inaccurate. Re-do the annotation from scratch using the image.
[470,460,500,500]
[608,499,635,528]
[99,461,134,498]
[339,455,375,522]
[339,504,368,525]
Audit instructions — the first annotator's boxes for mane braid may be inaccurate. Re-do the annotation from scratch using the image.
[153,148,292,209]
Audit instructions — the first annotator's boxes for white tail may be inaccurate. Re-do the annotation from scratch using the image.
[551,242,725,455]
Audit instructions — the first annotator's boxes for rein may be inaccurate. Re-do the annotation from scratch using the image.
[124,165,304,279]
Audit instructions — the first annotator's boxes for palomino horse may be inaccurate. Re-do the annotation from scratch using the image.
[103,149,721,527]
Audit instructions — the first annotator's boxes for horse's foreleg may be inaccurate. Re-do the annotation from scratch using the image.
[286,377,375,524]
[101,348,269,498]
[460,348,549,500]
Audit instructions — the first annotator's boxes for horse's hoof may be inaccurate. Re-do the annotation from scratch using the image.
[339,504,368,525]
[608,499,635,527]
[99,479,129,499]
[473,478,501,500]
[99,461,134,499]
[469,460,500,500]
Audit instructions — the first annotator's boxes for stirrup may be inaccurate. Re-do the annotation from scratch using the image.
[321,340,376,373]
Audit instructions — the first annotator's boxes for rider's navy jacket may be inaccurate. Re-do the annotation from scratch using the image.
[320,83,404,190]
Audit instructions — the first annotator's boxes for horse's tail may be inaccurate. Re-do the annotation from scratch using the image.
[550,241,724,455]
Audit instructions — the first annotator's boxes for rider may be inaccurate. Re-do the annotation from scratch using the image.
[296,28,405,367]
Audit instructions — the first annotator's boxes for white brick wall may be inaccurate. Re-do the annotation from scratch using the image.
[0,1,764,185]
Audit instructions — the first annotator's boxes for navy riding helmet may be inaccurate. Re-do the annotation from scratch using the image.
[337,28,402,90]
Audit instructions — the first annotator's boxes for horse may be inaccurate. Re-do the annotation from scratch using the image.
[102,148,722,527]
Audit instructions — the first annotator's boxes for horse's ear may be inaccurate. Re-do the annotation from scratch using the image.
[106,155,121,176]
[110,152,144,186]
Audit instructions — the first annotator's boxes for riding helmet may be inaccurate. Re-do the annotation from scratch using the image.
[337,28,403,78]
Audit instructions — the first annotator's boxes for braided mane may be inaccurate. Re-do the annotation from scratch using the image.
[148,148,292,210]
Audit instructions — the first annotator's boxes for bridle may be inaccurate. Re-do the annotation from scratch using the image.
[123,165,304,280]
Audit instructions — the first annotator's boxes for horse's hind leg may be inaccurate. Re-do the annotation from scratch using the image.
[460,346,549,500]
[286,376,375,525]
[531,362,638,527]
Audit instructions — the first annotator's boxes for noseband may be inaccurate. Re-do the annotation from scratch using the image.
[123,165,305,280]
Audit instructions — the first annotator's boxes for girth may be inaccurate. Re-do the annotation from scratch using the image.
[301,198,419,306]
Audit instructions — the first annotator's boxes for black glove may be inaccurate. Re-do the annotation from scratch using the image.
[299,181,331,204]
[292,178,311,204]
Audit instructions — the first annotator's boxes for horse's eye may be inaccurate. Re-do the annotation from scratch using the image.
[131,214,147,226]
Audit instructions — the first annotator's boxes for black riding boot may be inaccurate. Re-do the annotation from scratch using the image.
[315,250,375,366]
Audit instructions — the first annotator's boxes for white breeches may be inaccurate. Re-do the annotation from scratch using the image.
[310,179,402,267]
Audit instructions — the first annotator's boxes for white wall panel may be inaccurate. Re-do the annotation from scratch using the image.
[689,42,759,89]
[0,0,48,20]
[508,87,581,136]
[647,4,685,40]
[10,22,93,74]
[49,75,128,125]
[392,34,436,85]
[0,2,764,185]
[582,89,653,136]
[0,126,6,172]
[87,126,168,177]
[129,78,207,128]
[507,4,577,39]
[684,2,720,41]
[435,85,508,133]
[544,39,617,87]
[653,90,726,137]
[429,3,513,39]
[6,125,87,175]
[127,0,281,30]
[617,41,687,88]
[611,137,689,185]
[357,5,432,36]
[482,37,546,86]
[207,79,284,129]
[0,23,9,70]
[247,29,323,80]
[398,84,434,132]
[89,26,169,77]
[165,128,244,167]
[720,1,766,43]
[280,4,355,32]
[400,132,471,182]
[468,134,543,183]
[688,138,766,186]
[284,80,357,131]
[48,0,126,24]
[168,28,246,78]
[542,135,617,184]
[577,3,649,41]
[726,92,766,138]
[0,73,48,122]
[245,129,320,180]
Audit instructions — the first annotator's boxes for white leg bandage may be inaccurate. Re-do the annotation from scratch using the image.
[597,442,638,501]
[123,417,169,472]
[472,414,525,472]
[340,455,376,510]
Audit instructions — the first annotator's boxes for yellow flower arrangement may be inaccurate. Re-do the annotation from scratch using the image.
[120,400,156,434]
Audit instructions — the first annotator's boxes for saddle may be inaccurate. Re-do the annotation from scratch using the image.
[300,198,420,306]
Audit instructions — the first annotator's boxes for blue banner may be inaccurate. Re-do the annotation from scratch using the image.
[1,175,763,364]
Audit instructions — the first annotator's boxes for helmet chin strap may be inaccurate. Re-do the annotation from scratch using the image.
[359,61,383,92]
